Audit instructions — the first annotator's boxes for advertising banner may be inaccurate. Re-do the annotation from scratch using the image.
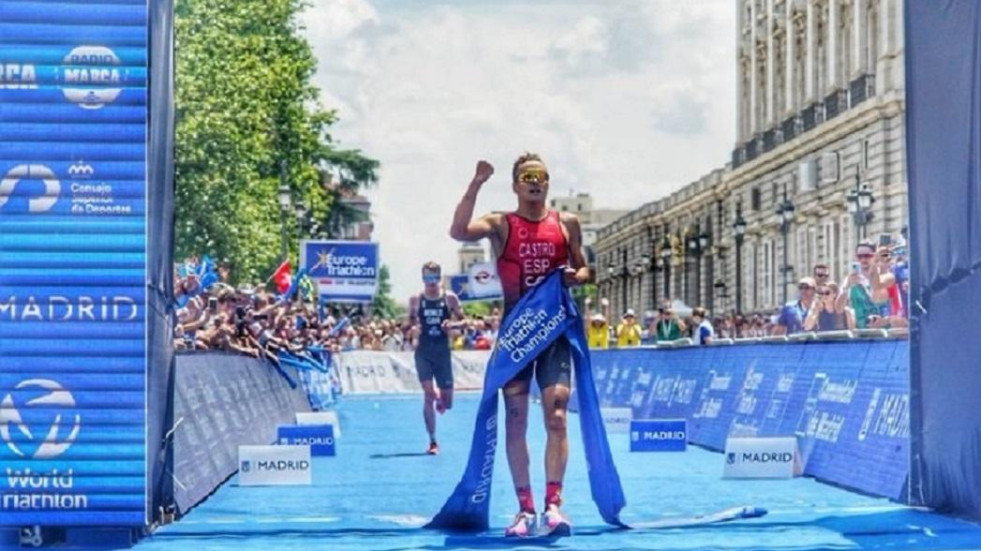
[301,240,379,303]
[0,0,150,527]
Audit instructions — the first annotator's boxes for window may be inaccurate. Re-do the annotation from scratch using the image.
[797,227,809,276]
[751,187,762,211]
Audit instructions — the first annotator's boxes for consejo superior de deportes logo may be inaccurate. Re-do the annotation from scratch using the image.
[0,379,82,460]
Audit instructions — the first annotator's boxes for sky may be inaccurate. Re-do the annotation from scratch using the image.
[299,0,736,303]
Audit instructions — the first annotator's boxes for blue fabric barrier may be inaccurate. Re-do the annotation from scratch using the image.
[906,0,981,520]
[170,353,312,515]
[589,340,909,501]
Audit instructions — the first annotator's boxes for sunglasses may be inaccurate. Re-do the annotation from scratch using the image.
[814,272,830,278]
[518,170,548,184]
[857,253,875,259]
[422,275,440,283]
[818,290,833,296]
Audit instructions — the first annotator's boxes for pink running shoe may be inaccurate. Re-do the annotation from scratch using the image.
[504,511,536,537]
[541,505,571,536]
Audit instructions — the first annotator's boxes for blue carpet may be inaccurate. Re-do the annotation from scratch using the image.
[135,394,981,551]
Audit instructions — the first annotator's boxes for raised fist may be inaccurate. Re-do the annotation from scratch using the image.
[474,160,494,184]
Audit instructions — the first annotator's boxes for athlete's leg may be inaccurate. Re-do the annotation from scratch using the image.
[540,383,570,496]
[435,352,455,413]
[536,339,573,534]
[503,370,535,536]
[503,376,532,491]
[420,379,439,442]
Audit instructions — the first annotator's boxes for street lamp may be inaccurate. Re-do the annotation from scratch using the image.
[846,166,875,240]
[776,188,795,304]
[277,161,291,261]
[733,207,747,313]
[660,233,673,301]
[686,230,702,306]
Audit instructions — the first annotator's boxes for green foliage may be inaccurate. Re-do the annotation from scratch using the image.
[462,301,494,318]
[371,265,403,318]
[173,0,378,284]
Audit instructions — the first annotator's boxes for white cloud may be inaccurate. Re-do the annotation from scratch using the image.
[300,0,735,303]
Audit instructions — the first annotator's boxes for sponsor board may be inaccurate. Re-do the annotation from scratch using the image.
[723,437,800,479]
[301,240,379,302]
[238,445,311,486]
[295,411,341,438]
[601,407,633,434]
[278,425,335,457]
[629,419,687,452]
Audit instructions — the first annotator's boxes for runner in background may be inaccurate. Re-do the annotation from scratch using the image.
[407,261,464,455]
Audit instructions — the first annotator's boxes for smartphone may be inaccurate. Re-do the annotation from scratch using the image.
[878,234,892,247]
[208,297,218,313]
[851,262,861,274]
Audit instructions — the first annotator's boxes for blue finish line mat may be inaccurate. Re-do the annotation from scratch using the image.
[137,395,981,551]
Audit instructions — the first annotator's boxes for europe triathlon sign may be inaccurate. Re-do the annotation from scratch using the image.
[301,240,380,303]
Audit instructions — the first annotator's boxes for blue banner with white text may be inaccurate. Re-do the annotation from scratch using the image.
[589,341,909,500]
[0,0,150,527]
[300,240,379,303]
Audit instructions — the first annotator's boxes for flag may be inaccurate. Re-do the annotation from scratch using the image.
[198,255,219,289]
[271,260,292,295]
[278,268,309,301]
[299,274,317,301]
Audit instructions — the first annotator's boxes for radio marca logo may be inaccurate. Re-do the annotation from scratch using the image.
[61,46,125,109]
[0,379,82,460]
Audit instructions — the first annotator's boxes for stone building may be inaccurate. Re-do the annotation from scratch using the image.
[593,0,907,318]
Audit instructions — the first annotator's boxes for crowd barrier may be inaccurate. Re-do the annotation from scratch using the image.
[589,340,909,501]
[338,338,909,501]
[170,353,312,515]
[336,350,490,394]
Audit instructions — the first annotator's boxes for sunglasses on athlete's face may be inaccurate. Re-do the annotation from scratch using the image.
[422,274,440,284]
[518,170,549,184]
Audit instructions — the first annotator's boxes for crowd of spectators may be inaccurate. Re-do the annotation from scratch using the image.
[172,257,503,358]
[584,236,910,348]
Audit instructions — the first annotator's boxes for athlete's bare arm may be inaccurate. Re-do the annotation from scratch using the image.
[559,212,590,287]
[407,294,420,331]
[449,161,506,253]
[441,292,468,330]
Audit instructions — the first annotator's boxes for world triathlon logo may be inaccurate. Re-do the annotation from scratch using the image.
[0,379,82,460]
[61,46,124,109]
[0,164,60,213]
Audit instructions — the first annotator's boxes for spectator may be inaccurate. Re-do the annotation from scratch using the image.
[775,277,817,335]
[692,307,714,345]
[584,296,611,349]
[812,263,832,288]
[838,242,887,329]
[804,282,854,331]
[615,308,642,347]
[652,303,685,342]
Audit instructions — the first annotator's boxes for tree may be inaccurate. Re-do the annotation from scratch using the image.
[174,0,378,283]
[371,265,403,319]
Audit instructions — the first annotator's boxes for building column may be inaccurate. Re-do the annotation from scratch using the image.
[805,0,818,103]
[853,0,868,77]
[785,2,797,115]
[827,0,840,93]
[766,0,776,125]
[750,0,760,134]
[737,1,746,141]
